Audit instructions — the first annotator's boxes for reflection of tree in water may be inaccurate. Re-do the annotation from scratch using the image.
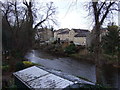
[101,65,119,87]
[32,50,35,57]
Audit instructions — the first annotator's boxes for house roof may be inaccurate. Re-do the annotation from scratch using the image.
[55,28,90,35]
[58,30,69,34]
[72,29,90,37]
[74,33,87,37]
[72,29,90,33]
[55,28,70,32]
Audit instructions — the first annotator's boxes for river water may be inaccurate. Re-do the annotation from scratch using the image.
[25,50,120,88]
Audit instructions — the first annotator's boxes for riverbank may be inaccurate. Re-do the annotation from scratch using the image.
[34,43,120,68]
[36,49,94,65]
[27,48,119,88]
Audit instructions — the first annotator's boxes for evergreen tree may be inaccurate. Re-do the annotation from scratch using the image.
[102,25,120,57]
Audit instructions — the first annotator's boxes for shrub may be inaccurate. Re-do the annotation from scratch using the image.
[15,61,36,71]
[9,85,17,90]
[2,65,9,72]
[52,40,57,44]
[64,43,76,54]
[23,61,35,67]
[11,49,26,59]
[15,62,25,71]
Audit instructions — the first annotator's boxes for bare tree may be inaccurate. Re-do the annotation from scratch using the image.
[92,1,116,63]
[86,0,118,83]
[1,0,57,56]
[23,0,57,45]
[1,1,13,29]
[33,2,57,30]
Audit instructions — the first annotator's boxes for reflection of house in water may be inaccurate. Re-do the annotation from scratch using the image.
[54,28,90,46]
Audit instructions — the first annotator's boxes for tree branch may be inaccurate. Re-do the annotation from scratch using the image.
[98,2,106,13]
[34,2,56,29]
[100,2,115,25]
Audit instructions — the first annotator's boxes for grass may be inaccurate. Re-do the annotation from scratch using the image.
[102,54,118,61]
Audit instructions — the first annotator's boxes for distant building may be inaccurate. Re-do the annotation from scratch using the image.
[72,29,90,45]
[54,28,90,46]
[36,28,54,42]
[54,28,70,42]
[87,27,108,47]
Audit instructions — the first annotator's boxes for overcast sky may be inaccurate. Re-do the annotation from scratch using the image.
[43,0,94,30]
[1,0,118,30]
[28,0,93,30]
[38,0,118,30]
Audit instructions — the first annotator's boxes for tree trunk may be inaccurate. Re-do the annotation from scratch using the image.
[94,23,103,84]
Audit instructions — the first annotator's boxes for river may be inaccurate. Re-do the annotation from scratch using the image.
[25,50,120,88]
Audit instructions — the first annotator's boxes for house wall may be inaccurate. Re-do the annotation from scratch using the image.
[57,34,69,41]
[54,29,89,46]
[69,30,75,41]
[54,32,58,40]
[38,29,53,41]
[44,29,53,41]
[54,29,70,41]
[74,37,86,45]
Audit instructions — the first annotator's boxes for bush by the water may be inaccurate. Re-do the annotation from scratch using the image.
[15,62,25,71]
[64,42,76,54]
[2,65,9,72]
[23,61,34,67]
[15,61,36,71]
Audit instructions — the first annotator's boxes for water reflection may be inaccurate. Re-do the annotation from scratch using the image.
[101,65,120,88]
[25,50,96,83]
[25,50,119,88]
